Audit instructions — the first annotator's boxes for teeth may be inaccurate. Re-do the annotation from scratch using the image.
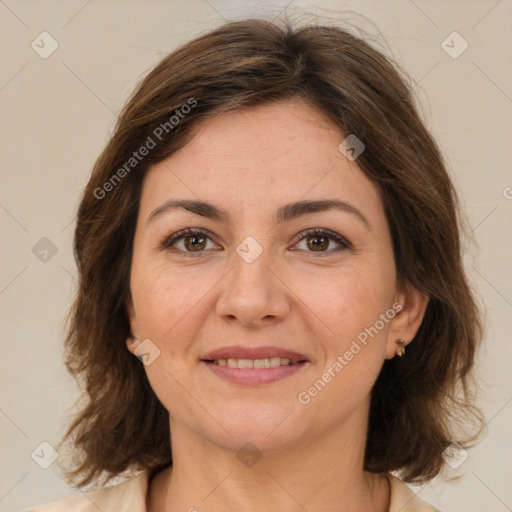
[213,357,299,368]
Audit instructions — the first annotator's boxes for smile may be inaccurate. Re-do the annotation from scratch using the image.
[200,345,310,385]
[208,357,302,368]
[201,358,309,385]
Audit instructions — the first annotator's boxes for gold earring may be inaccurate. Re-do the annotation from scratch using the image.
[395,338,406,357]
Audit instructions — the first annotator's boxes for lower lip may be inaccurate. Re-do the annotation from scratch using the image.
[201,361,308,385]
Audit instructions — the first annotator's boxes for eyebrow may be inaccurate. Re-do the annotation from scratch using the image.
[147,198,371,231]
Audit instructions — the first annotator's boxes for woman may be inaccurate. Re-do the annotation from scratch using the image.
[27,17,483,512]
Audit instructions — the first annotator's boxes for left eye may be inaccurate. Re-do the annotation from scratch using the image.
[291,228,350,254]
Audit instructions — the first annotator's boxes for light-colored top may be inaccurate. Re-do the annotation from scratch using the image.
[24,470,441,512]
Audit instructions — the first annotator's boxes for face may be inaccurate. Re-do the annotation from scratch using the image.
[127,99,426,452]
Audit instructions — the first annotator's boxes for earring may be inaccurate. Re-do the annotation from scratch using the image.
[395,338,406,357]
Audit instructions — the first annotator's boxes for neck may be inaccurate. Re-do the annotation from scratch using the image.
[147,401,390,511]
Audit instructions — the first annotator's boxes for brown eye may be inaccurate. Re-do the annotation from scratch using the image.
[306,235,330,252]
[183,234,207,251]
[161,228,219,256]
[292,228,351,255]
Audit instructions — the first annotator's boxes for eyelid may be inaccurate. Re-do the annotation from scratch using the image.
[159,227,352,255]
[290,227,352,252]
[159,227,217,252]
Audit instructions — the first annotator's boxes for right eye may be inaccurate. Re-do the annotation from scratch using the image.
[160,228,221,256]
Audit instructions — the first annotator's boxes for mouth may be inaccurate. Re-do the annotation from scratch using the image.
[200,346,310,385]
[203,357,306,368]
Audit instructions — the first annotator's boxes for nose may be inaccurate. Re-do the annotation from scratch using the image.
[215,242,291,328]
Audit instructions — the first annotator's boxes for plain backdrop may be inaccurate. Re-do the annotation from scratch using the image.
[1,1,511,511]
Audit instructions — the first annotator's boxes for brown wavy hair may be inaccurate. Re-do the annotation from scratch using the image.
[57,16,484,488]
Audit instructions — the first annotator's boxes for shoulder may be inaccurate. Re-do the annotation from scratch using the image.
[23,470,150,512]
[387,473,442,512]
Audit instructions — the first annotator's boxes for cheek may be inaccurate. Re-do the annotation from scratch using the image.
[294,269,392,420]
[130,263,207,413]
[291,259,394,339]
[131,259,209,338]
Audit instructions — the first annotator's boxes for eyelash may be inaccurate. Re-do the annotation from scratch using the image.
[160,227,351,257]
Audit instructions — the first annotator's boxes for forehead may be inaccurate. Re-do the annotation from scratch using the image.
[139,99,384,226]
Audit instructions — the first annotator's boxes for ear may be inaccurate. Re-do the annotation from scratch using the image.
[385,284,429,359]
[126,297,141,355]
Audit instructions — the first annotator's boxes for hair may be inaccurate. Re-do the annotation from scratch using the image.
[57,16,484,488]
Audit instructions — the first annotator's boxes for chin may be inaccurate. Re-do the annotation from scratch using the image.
[204,402,305,451]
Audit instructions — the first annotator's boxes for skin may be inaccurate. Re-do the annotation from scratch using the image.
[127,98,429,512]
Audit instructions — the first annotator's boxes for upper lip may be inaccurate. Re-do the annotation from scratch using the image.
[202,345,309,362]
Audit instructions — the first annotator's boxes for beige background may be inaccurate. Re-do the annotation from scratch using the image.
[1,1,511,510]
